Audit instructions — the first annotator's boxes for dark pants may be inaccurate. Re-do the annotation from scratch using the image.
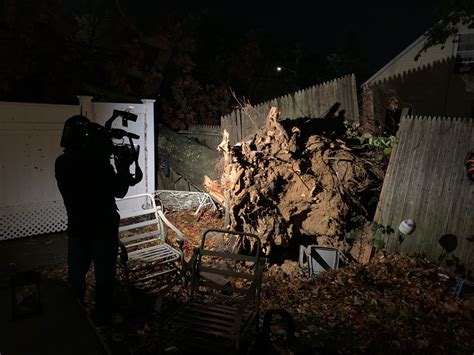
[67,237,118,320]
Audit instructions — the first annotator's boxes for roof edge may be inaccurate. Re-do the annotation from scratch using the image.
[362,29,429,88]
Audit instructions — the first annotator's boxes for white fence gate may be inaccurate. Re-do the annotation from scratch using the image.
[0,96,155,240]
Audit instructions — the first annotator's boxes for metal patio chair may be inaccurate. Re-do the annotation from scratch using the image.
[155,229,265,354]
[116,193,184,288]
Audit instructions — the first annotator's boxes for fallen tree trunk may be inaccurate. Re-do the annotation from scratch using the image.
[203,175,226,205]
[157,124,221,190]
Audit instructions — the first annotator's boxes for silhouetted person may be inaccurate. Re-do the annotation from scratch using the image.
[55,115,132,326]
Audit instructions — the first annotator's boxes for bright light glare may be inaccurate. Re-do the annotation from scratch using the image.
[276,66,282,72]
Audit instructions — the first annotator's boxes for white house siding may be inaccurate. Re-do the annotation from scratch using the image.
[361,24,474,133]
[364,24,474,87]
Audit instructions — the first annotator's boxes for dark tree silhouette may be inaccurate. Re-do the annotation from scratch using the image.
[416,0,474,60]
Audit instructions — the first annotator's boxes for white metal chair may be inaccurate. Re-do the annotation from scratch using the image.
[116,193,184,287]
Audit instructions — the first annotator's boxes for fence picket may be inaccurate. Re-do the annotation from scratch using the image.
[376,115,474,275]
[221,75,358,144]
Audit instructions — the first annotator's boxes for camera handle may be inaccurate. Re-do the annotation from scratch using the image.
[127,136,143,186]
[105,110,138,130]
[106,110,142,186]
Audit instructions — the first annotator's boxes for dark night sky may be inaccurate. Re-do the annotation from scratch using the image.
[69,0,441,78]
[148,0,440,74]
[253,0,439,67]
[214,0,440,71]
[11,0,441,105]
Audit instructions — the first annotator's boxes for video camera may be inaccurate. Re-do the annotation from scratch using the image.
[60,109,143,186]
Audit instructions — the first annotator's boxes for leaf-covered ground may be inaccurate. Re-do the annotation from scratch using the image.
[262,256,474,353]
[42,209,474,354]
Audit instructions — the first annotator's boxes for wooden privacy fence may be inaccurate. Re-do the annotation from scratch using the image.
[375,115,474,275]
[221,74,359,145]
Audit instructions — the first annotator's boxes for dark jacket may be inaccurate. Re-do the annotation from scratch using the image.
[55,149,130,239]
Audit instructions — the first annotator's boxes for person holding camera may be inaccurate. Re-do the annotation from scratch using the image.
[55,115,134,326]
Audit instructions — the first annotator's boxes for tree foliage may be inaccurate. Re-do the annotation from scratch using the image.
[0,1,371,128]
[416,0,474,60]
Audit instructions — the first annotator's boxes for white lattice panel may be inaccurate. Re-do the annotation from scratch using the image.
[0,201,67,240]
[0,98,155,242]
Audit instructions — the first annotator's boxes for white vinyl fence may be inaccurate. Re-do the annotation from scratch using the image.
[0,96,155,240]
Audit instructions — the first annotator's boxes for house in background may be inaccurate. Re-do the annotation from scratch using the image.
[361,23,474,134]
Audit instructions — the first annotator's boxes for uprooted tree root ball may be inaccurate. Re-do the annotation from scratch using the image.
[207,107,385,258]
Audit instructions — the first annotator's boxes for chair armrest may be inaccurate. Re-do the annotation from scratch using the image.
[236,283,257,313]
[157,208,185,250]
[231,282,258,334]
[233,258,265,331]
[118,239,128,263]
[154,251,198,313]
